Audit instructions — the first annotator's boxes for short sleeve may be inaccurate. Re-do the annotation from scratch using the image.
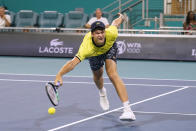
[75,32,91,61]
[105,25,118,40]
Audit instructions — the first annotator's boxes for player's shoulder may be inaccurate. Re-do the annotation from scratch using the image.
[106,25,118,33]
[84,31,91,38]
[105,25,118,39]
[107,25,117,30]
[82,32,92,43]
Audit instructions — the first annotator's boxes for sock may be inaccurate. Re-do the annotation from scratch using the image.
[123,101,131,112]
[99,87,106,96]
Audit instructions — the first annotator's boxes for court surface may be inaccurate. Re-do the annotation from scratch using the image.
[0,56,196,131]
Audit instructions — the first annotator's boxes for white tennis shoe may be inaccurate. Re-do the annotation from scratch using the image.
[99,88,109,111]
[119,108,136,121]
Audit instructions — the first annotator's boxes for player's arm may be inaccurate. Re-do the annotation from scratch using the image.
[111,13,125,28]
[55,56,80,85]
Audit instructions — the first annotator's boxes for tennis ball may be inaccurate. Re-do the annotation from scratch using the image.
[48,107,56,115]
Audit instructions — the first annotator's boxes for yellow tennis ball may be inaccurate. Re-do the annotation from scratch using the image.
[48,107,56,115]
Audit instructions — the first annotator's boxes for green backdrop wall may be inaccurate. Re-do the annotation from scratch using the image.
[1,0,163,15]
[0,0,114,14]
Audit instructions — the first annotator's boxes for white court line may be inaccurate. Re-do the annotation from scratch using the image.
[0,72,196,82]
[48,86,189,131]
[134,111,196,116]
[0,78,196,88]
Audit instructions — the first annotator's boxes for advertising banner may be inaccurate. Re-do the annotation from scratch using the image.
[0,32,196,61]
[116,35,196,61]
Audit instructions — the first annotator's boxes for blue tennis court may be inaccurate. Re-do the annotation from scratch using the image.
[0,56,196,131]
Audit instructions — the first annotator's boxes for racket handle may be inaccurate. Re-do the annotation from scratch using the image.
[56,81,61,87]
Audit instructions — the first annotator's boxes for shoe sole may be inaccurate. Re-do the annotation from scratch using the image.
[119,118,136,121]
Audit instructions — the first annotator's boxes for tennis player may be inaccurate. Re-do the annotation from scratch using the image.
[55,13,136,121]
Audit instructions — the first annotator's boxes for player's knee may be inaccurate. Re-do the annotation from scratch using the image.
[93,68,103,81]
[107,71,117,81]
[93,74,102,81]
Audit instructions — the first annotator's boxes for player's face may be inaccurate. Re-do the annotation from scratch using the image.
[92,29,105,45]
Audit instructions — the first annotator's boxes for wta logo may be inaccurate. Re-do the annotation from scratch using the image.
[117,41,126,55]
[117,40,142,55]
[39,39,73,54]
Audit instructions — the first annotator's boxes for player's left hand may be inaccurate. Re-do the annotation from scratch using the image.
[118,13,125,21]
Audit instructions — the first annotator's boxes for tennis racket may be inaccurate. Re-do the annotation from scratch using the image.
[45,82,60,106]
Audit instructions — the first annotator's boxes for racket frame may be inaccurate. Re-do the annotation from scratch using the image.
[45,82,59,106]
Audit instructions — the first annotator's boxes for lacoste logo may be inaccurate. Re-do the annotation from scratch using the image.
[50,39,63,47]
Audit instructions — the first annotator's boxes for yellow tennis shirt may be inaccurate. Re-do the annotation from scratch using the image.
[76,25,118,61]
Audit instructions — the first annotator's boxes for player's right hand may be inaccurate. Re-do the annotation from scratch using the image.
[55,74,63,87]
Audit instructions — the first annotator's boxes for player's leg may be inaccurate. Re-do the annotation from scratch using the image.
[89,55,109,110]
[105,59,136,120]
[105,42,136,120]
[105,59,128,102]
[104,42,128,102]
[92,67,104,90]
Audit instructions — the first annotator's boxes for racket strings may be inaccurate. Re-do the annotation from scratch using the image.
[48,86,58,104]
[49,87,56,100]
